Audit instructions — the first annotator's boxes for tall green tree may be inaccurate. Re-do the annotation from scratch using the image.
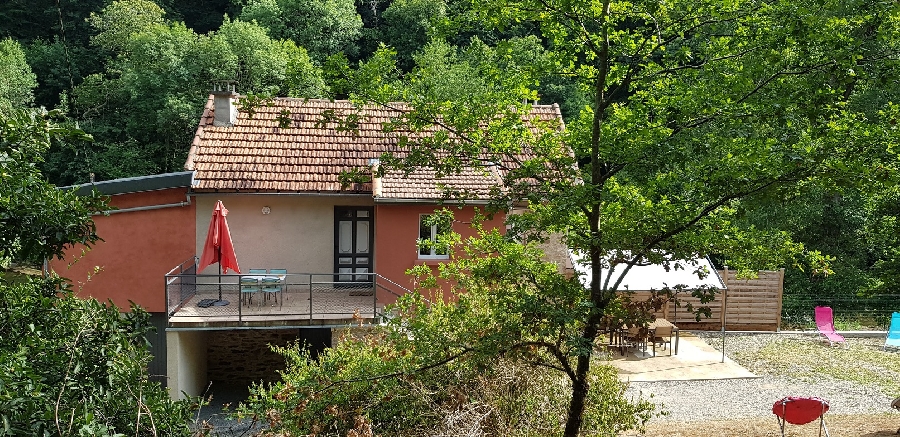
[741,180,900,326]
[239,0,363,63]
[0,109,104,262]
[0,108,195,435]
[869,185,900,295]
[320,0,900,435]
[0,38,38,113]
[0,0,110,108]
[45,0,327,185]
[379,0,447,71]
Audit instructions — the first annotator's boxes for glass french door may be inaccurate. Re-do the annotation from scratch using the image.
[333,206,374,283]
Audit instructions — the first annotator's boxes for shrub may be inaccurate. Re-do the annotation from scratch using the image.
[0,275,196,436]
[237,327,657,436]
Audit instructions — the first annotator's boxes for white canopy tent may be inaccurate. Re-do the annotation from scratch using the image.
[569,251,729,362]
[569,251,726,291]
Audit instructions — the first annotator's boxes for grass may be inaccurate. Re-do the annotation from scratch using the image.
[638,414,899,436]
[731,336,900,395]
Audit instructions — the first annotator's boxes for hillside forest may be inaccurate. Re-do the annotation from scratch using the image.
[2,0,900,435]
[2,0,898,323]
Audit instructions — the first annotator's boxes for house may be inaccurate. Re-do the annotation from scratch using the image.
[53,172,196,386]
[50,90,565,399]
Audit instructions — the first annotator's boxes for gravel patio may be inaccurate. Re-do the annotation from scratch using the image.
[622,333,900,436]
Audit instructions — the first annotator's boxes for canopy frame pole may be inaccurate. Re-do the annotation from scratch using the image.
[721,287,727,363]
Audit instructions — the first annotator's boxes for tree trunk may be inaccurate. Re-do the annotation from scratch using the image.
[563,307,602,436]
[563,369,589,437]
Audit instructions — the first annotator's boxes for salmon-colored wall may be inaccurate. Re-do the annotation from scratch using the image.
[373,204,506,304]
[49,188,195,312]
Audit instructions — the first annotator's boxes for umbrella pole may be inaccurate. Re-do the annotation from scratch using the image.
[213,246,230,306]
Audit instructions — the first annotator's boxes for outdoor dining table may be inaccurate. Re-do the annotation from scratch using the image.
[606,318,680,357]
[647,318,679,355]
[241,274,286,282]
[241,274,287,304]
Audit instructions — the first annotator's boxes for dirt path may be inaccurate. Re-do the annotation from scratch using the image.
[626,413,898,436]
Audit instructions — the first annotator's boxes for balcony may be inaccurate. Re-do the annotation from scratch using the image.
[165,258,410,329]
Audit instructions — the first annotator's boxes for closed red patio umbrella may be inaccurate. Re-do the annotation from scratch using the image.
[198,200,241,305]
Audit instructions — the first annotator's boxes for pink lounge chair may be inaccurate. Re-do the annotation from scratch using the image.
[814,306,845,347]
[773,396,830,437]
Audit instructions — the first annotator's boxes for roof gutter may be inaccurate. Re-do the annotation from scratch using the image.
[188,191,373,198]
[373,197,493,205]
[101,193,192,215]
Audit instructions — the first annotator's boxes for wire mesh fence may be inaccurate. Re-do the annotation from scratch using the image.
[781,293,900,330]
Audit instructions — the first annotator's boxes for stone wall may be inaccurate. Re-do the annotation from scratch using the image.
[207,329,303,385]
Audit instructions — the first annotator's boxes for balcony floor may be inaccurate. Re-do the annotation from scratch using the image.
[168,287,383,329]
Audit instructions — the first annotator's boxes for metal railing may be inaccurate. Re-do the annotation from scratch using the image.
[165,257,198,315]
[165,259,412,325]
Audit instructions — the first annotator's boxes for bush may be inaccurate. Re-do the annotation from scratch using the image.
[236,327,657,436]
[0,275,196,436]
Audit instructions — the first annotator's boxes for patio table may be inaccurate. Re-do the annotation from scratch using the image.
[647,318,679,355]
[241,274,286,282]
[607,318,679,357]
[241,274,286,306]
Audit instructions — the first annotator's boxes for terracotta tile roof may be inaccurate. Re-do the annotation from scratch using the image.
[375,167,503,201]
[186,96,563,198]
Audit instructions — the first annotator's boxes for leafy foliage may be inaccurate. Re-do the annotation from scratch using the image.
[0,105,194,436]
[87,0,166,52]
[0,108,106,263]
[239,0,364,63]
[0,38,37,112]
[0,276,195,436]
[379,0,447,71]
[238,319,656,436]
[318,0,900,435]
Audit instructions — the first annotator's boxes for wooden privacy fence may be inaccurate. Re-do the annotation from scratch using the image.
[625,269,784,332]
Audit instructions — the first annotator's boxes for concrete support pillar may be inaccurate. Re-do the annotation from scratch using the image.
[166,330,209,400]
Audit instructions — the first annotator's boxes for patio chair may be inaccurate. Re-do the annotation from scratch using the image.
[891,396,900,434]
[814,306,846,347]
[624,326,649,355]
[885,312,900,351]
[651,325,673,357]
[605,328,629,356]
[262,269,287,308]
[772,396,830,437]
[240,269,267,306]
[240,278,260,306]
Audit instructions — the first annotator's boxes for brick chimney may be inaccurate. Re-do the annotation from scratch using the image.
[211,81,237,127]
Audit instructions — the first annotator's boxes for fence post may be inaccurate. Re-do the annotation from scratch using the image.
[776,268,784,332]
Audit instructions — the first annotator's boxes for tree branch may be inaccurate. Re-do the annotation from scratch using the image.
[312,347,473,395]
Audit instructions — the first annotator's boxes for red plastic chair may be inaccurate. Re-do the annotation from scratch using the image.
[773,396,830,437]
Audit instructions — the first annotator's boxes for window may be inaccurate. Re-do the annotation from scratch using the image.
[418,214,451,259]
